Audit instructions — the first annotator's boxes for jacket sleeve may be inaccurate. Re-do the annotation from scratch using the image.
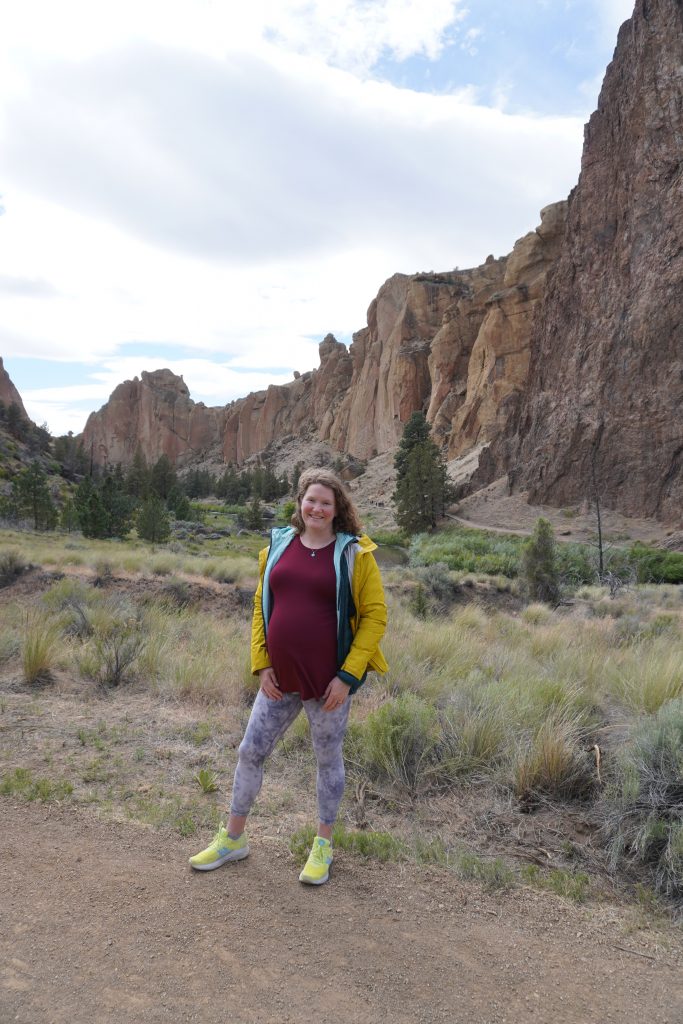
[250,547,272,675]
[339,552,387,684]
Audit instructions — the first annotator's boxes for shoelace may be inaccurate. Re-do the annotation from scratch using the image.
[310,842,328,865]
[212,824,228,849]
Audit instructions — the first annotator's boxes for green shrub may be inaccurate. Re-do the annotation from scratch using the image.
[439,696,508,777]
[0,548,28,586]
[601,700,683,900]
[79,622,146,687]
[194,768,219,793]
[629,544,683,584]
[357,694,440,795]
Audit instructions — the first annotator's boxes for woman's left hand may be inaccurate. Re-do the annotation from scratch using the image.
[322,676,350,712]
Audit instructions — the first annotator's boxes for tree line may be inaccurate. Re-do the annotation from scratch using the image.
[0,445,306,542]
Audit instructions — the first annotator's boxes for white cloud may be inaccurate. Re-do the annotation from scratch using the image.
[1,44,582,270]
[257,0,467,72]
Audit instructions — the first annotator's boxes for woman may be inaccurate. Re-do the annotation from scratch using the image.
[189,468,388,885]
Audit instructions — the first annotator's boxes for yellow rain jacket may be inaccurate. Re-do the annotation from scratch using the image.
[250,528,388,693]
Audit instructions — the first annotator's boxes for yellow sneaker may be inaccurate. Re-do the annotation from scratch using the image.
[299,836,333,885]
[189,823,249,871]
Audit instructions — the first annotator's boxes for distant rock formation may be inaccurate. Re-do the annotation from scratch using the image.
[0,357,30,421]
[81,369,225,468]
[496,0,683,521]
[82,207,564,471]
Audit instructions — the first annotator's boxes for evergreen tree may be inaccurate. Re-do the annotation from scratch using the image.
[167,486,191,520]
[522,517,561,605]
[216,464,240,503]
[75,477,109,538]
[151,454,177,499]
[245,495,263,530]
[393,413,453,534]
[7,402,25,440]
[101,474,134,538]
[125,445,150,499]
[394,412,431,480]
[60,497,79,533]
[54,432,87,480]
[137,494,171,543]
[12,462,57,530]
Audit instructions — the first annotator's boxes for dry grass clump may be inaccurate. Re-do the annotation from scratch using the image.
[601,699,683,901]
[522,602,555,626]
[0,547,28,586]
[510,714,595,804]
[439,694,508,777]
[22,613,61,685]
[0,630,20,666]
[609,638,683,714]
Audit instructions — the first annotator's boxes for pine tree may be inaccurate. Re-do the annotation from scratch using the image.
[393,413,453,534]
[101,474,134,538]
[245,495,263,530]
[151,454,177,500]
[75,478,110,538]
[12,462,57,530]
[136,494,171,543]
[522,517,561,604]
[60,497,79,533]
[125,445,150,499]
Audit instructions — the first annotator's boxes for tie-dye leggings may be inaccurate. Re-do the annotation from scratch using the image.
[230,689,352,826]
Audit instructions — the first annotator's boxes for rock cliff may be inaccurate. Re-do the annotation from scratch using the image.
[497,0,683,521]
[81,369,226,468]
[0,358,30,421]
[82,208,563,471]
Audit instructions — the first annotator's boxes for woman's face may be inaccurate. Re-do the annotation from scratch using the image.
[300,483,336,534]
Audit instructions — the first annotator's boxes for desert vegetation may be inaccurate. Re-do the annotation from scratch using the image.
[0,525,682,920]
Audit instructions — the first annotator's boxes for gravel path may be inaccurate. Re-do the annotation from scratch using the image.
[2,800,682,1024]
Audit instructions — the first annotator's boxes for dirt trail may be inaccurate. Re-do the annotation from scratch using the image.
[2,800,681,1024]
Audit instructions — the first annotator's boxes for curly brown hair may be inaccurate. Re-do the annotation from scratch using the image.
[291,468,363,536]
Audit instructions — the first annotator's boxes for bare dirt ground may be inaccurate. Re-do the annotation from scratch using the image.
[3,798,682,1024]
[454,477,681,547]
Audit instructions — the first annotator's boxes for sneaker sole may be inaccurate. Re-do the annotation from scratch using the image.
[299,868,330,885]
[189,846,250,871]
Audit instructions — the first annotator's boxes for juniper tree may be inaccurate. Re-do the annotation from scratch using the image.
[136,493,171,543]
[393,412,453,534]
[522,517,561,605]
[12,462,57,530]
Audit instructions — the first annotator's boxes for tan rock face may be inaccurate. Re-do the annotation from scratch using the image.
[499,0,683,521]
[81,370,225,468]
[447,203,567,456]
[328,273,469,458]
[0,358,30,421]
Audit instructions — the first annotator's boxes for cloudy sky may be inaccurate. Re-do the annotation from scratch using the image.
[1,0,634,436]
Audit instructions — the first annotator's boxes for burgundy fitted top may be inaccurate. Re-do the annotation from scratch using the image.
[266,535,338,701]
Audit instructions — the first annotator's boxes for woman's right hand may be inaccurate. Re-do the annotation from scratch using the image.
[258,667,282,700]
